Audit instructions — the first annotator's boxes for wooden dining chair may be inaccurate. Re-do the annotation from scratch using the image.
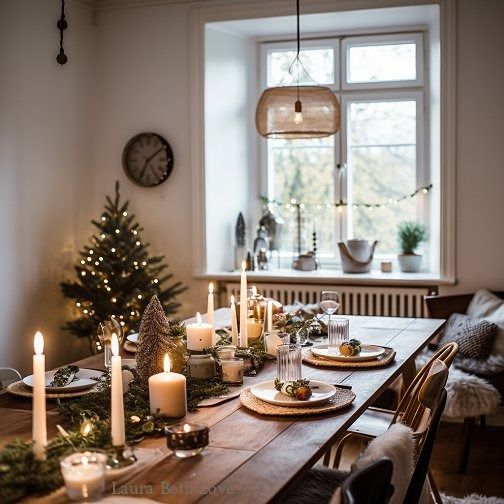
[326,344,456,469]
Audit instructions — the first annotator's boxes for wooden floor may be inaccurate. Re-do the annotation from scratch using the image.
[339,422,504,500]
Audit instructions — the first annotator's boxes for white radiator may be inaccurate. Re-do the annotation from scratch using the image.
[222,282,434,318]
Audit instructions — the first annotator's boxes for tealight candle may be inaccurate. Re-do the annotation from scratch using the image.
[240,261,248,348]
[110,333,125,447]
[186,312,213,351]
[247,319,263,340]
[217,345,236,360]
[32,331,47,460]
[149,354,187,418]
[60,451,107,502]
[166,423,209,458]
[221,358,244,385]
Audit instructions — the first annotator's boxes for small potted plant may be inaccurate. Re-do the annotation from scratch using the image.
[397,221,428,273]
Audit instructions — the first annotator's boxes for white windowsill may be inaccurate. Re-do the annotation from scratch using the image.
[196,268,455,287]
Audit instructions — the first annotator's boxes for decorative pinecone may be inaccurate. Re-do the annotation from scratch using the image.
[136,295,175,386]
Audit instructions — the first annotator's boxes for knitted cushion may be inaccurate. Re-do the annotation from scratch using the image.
[439,313,496,360]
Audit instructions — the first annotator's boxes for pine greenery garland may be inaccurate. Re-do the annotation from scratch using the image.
[60,182,186,350]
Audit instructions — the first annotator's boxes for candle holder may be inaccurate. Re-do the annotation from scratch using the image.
[166,423,209,458]
[60,451,107,502]
[107,444,137,469]
[217,345,237,360]
[221,357,244,385]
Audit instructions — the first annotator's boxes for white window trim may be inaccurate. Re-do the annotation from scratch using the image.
[190,0,457,285]
[342,32,424,90]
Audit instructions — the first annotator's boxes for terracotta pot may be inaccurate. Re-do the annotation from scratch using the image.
[398,254,422,273]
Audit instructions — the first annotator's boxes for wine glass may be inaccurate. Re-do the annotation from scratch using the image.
[97,318,123,368]
[320,291,340,328]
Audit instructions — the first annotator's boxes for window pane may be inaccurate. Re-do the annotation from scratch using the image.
[348,43,416,83]
[268,48,334,87]
[269,137,336,256]
[347,101,418,255]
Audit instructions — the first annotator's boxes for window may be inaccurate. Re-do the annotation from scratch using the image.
[260,33,430,268]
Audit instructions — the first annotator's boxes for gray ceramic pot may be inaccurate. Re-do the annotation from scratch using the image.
[398,254,422,273]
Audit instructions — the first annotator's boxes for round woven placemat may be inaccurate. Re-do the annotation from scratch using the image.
[240,387,355,416]
[123,341,138,353]
[7,380,99,399]
[303,347,395,368]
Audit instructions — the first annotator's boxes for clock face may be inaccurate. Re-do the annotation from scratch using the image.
[122,133,174,187]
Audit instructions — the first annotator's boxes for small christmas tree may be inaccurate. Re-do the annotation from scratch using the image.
[61,182,186,350]
[136,295,175,386]
[235,212,246,247]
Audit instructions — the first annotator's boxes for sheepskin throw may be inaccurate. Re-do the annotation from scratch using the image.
[441,493,504,504]
[467,290,504,355]
[455,353,504,376]
[353,423,415,504]
[416,352,501,418]
[439,313,496,360]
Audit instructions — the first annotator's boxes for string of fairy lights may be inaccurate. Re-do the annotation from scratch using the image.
[261,184,433,214]
[73,210,160,324]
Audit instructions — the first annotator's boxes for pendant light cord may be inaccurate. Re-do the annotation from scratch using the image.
[296,0,300,58]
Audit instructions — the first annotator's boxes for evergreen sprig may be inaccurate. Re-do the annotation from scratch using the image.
[60,182,187,351]
[397,221,428,254]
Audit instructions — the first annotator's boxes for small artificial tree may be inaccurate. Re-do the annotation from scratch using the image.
[397,221,428,255]
[61,182,186,350]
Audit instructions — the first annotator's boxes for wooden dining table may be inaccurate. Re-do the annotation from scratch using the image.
[0,315,444,503]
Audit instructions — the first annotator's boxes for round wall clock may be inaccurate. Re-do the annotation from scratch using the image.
[122,132,174,187]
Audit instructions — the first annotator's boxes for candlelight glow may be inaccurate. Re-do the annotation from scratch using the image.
[34,331,44,355]
[241,260,246,272]
[230,294,235,305]
[196,312,202,325]
[183,423,191,433]
[164,353,171,373]
[80,420,92,436]
[111,333,119,356]
[208,282,214,294]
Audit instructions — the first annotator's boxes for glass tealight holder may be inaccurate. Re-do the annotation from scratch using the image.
[221,357,244,385]
[217,345,237,360]
[60,451,107,502]
[166,423,209,458]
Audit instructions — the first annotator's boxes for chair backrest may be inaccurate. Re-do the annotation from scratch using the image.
[0,367,22,388]
[392,342,457,429]
[425,291,504,320]
[341,458,394,504]
[403,389,447,503]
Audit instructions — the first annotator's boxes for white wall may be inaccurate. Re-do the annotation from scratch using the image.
[0,0,96,374]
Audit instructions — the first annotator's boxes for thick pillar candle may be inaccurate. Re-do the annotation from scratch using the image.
[230,295,239,346]
[110,333,126,447]
[32,331,47,460]
[207,282,215,345]
[239,261,248,348]
[186,312,213,351]
[148,354,187,418]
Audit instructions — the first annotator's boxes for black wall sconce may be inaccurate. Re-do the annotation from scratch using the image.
[57,0,68,64]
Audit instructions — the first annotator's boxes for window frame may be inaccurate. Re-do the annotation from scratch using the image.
[258,32,430,269]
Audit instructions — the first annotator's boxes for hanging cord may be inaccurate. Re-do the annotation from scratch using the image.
[56,0,68,65]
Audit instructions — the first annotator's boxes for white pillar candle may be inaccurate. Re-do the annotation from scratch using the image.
[32,331,47,460]
[149,354,187,418]
[207,282,215,345]
[240,261,248,348]
[230,295,239,346]
[266,300,273,333]
[110,333,126,447]
[186,312,213,351]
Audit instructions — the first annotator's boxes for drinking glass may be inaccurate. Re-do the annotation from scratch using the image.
[320,291,340,326]
[328,318,350,354]
[277,344,302,383]
[97,318,123,368]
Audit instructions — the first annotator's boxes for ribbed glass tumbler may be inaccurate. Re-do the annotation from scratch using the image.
[277,344,302,383]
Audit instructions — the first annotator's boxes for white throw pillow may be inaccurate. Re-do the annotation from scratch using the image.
[467,290,504,355]
[352,423,415,504]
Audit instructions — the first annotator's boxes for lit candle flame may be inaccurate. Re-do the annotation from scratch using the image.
[208,282,214,294]
[183,424,191,433]
[230,294,235,305]
[81,420,92,436]
[111,333,119,356]
[241,260,246,272]
[34,331,44,355]
[196,312,202,325]
[164,353,171,373]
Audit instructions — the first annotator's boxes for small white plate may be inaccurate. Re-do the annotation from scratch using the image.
[23,368,100,393]
[250,380,336,407]
[126,333,138,344]
[312,344,386,362]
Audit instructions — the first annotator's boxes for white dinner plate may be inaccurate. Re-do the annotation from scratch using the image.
[312,344,386,362]
[126,333,138,344]
[250,379,336,407]
[23,368,100,393]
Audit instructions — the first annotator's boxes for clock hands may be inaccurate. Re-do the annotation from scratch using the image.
[139,147,164,181]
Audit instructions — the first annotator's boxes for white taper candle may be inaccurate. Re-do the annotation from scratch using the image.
[239,261,248,348]
[110,333,126,447]
[230,295,239,346]
[32,331,47,460]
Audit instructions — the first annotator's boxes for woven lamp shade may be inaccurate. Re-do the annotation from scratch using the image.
[255,85,340,139]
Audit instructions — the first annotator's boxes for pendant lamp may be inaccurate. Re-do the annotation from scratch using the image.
[255,0,340,139]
